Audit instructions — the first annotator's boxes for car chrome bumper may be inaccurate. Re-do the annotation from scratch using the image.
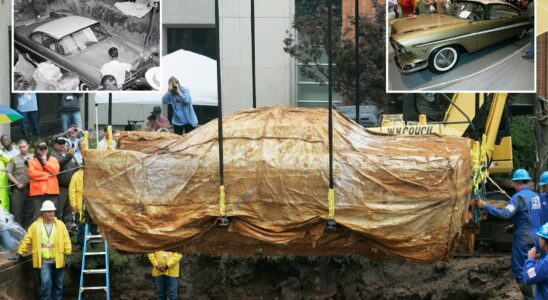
[394,53,427,74]
[390,37,427,73]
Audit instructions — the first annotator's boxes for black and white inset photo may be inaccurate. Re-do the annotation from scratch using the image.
[12,0,160,92]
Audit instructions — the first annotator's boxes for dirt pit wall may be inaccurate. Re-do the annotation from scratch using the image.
[64,253,519,299]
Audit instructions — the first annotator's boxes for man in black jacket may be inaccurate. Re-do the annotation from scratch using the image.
[51,136,79,225]
[59,93,83,132]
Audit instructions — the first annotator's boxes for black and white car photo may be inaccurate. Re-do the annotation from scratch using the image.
[13,0,160,91]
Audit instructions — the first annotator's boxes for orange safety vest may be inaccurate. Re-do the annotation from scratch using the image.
[28,156,60,196]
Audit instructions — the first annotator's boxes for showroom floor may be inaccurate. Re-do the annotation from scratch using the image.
[387,34,534,91]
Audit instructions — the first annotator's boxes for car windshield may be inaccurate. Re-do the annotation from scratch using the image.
[445,1,484,20]
[58,23,109,56]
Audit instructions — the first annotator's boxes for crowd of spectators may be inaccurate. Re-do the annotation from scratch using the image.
[0,83,196,297]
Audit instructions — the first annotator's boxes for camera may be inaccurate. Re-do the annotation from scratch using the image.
[170,83,179,94]
[147,114,156,121]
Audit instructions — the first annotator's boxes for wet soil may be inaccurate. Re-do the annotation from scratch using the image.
[66,253,520,300]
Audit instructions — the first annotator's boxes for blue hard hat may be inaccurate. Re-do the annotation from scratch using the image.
[538,223,548,239]
[512,169,532,181]
[540,171,548,187]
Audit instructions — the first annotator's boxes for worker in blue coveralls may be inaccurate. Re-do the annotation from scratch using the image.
[540,171,548,223]
[475,169,542,300]
[523,223,548,300]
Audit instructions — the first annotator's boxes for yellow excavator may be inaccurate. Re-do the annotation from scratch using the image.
[369,93,513,174]
[368,93,517,254]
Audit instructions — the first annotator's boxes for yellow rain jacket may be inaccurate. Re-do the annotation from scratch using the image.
[148,251,183,277]
[69,169,84,221]
[18,217,72,269]
[0,152,11,212]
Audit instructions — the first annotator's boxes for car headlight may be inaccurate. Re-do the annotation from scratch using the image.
[391,40,417,58]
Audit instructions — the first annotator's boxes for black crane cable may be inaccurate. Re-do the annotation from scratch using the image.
[354,0,360,124]
[215,0,229,226]
[327,0,336,230]
[251,0,257,109]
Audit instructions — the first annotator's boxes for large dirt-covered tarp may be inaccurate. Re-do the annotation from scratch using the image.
[84,106,473,263]
[117,131,182,152]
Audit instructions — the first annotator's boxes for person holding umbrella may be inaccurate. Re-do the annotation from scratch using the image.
[0,105,24,213]
[0,151,12,213]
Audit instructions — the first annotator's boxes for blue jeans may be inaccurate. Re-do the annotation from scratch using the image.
[76,217,97,246]
[20,110,39,140]
[60,111,82,132]
[40,261,64,300]
[528,28,534,59]
[155,275,178,300]
[0,229,18,250]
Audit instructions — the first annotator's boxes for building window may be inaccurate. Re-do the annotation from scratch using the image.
[294,0,343,108]
[166,28,216,59]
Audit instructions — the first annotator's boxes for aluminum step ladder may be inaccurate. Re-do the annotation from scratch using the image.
[78,223,110,300]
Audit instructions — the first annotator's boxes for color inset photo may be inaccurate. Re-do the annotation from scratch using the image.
[387,0,535,91]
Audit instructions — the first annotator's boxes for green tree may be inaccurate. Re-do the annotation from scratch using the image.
[283,0,386,107]
[511,115,536,172]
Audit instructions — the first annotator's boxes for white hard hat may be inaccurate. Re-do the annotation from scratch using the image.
[40,200,56,212]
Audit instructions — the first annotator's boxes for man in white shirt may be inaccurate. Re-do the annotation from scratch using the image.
[100,47,132,89]
[97,128,121,150]
[0,135,20,158]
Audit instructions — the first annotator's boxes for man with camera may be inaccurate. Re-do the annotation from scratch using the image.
[162,76,198,135]
[145,106,170,132]
[51,137,79,226]
[55,125,84,165]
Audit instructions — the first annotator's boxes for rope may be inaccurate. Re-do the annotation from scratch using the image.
[1,165,83,189]
[486,175,512,200]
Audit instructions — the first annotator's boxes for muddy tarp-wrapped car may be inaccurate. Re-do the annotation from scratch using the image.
[83,106,473,263]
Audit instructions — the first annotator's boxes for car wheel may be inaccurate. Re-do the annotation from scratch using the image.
[79,82,91,91]
[428,46,459,73]
[517,29,527,39]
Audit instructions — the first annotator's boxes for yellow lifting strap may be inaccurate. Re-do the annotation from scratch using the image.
[107,125,113,150]
[328,188,335,220]
[219,185,226,216]
[83,131,89,151]
[470,135,489,196]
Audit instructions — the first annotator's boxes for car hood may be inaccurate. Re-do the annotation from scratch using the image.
[70,36,143,72]
[390,14,466,35]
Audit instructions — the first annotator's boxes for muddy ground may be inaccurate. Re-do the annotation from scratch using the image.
[59,252,520,300]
